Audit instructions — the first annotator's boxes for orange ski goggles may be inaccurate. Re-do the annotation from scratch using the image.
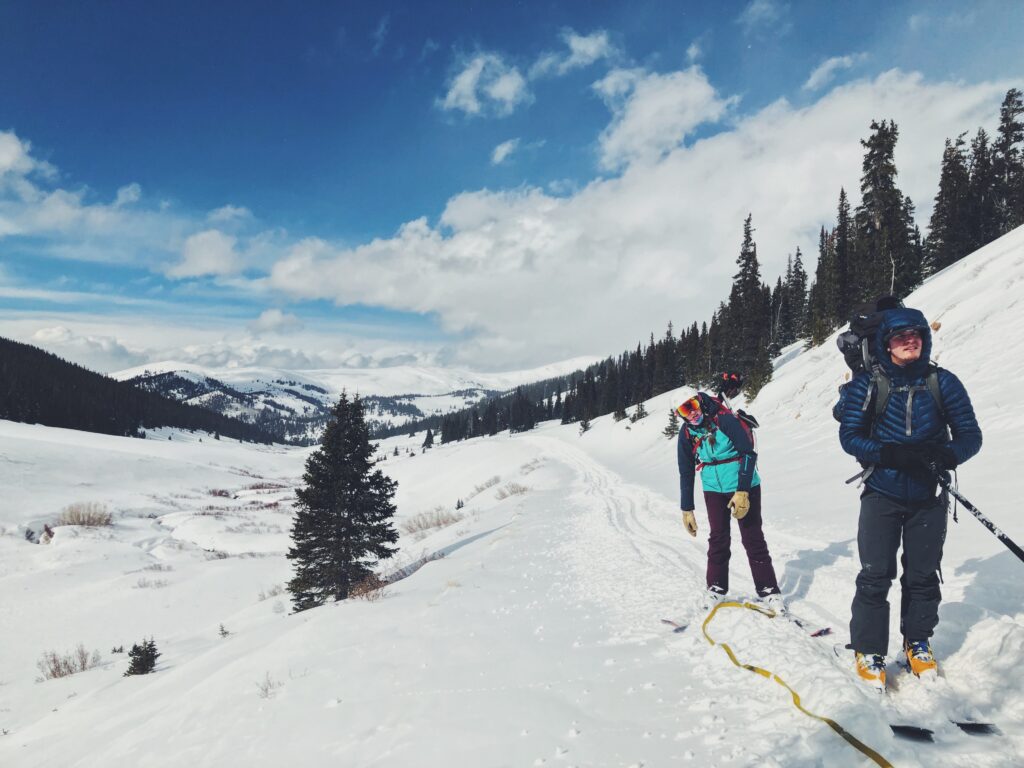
[676,397,702,421]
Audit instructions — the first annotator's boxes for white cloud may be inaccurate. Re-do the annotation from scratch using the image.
[266,69,1010,369]
[248,308,303,335]
[686,42,702,63]
[737,0,789,35]
[803,54,867,91]
[594,66,737,171]
[114,183,142,207]
[372,14,390,56]
[530,29,615,78]
[491,139,520,165]
[31,325,146,372]
[439,53,531,117]
[167,230,241,278]
[207,204,252,223]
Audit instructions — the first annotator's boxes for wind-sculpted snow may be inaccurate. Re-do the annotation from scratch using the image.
[1,228,1023,766]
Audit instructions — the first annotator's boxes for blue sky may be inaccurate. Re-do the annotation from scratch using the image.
[1,1,1022,372]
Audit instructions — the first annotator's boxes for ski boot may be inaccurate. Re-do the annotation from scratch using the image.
[855,651,886,691]
[762,592,786,615]
[904,639,938,678]
[701,586,725,612]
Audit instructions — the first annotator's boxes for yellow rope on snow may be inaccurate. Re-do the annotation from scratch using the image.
[701,600,894,768]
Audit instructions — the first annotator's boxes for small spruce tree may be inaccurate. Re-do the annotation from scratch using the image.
[579,418,591,435]
[663,408,680,439]
[124,638,160,676]
[287,392,399,612]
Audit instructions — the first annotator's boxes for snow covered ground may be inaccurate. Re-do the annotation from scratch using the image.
[2,229,1023,767]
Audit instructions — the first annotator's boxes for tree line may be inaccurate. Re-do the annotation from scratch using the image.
[389,88,1024,443]
[0,336,277,443]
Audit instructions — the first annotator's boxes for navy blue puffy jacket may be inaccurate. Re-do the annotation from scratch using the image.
[839,308,982,501]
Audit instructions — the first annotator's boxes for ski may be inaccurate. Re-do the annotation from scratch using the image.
[660,618,687,633]
[786,614,833,637]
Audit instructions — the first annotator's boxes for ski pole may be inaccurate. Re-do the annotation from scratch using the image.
[934,471,1024,564]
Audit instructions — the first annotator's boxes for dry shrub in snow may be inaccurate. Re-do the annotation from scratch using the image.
[57,502,112,527]
[349,573,388,602]
[36,645,101,681]
[258,584,286,601]
[401,506,464,536]
[495,482,530,500]
[208,488,233,498]
[466,475,501,500]
[256,672,282,699]
[135,577,168,589]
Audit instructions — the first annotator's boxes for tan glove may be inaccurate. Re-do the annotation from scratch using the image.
[682,510,698,537]
[728,491,750,520]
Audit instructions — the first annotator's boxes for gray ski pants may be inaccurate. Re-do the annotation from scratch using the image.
[850,489,948,655]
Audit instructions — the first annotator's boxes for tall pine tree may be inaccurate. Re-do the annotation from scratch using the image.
[287,392,398,611]
[993,88,1024,232]
[852,120,917,299]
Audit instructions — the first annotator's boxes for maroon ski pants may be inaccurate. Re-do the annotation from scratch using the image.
[703,485,780,596]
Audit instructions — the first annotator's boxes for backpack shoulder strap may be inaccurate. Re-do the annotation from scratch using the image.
[867,366,891,437]
[926,364,946,421]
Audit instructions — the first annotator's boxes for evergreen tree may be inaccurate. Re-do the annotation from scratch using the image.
[924,134,972,276]
[124,638,160,676]
[968,128,1001,250]
[287,392,398,611]
[630,399,648,422]
[852,120,917,299]
[788,247,809,336]
[993,88,1024,232]
[421,428,434,450]
[663,408,680,439]
[730,215,764,372]
[835,188,853,320]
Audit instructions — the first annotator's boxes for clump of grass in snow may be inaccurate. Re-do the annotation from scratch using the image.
[465,475,501,500]
[57,502,112,527]
[495,482,529,500]
[36,645,101,681]
[256,672,283,699]
[349,573,388,602]
[401,506,464,536]
[258,584,286,601]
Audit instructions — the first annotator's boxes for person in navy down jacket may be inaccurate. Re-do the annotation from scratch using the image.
[839,307,982,689]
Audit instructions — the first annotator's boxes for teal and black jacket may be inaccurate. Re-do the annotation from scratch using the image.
[677,393,760,510]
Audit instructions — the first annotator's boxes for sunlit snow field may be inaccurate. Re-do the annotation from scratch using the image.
[2,229,1023,767]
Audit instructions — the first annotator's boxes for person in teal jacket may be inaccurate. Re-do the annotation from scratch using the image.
[677,391,782,610]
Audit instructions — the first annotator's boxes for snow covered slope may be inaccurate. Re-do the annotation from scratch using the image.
[2,229,1022,767]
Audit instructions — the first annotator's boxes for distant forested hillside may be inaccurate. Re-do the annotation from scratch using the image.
[0,337,276,443]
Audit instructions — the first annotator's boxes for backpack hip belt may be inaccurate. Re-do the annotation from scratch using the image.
[696,456,742,472]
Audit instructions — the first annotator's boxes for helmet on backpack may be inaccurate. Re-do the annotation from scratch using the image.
[717,371,744,398]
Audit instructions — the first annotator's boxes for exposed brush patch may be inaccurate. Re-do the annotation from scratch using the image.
[349,573,388,602]
[36,645,101,681]
[495,482,530,500]
[57,502,112,527]
[466,475,501,500]
[401,507,464,537]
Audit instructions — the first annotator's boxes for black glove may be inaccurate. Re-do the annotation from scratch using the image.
[922,444,959,471]
[879,443,928,471]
